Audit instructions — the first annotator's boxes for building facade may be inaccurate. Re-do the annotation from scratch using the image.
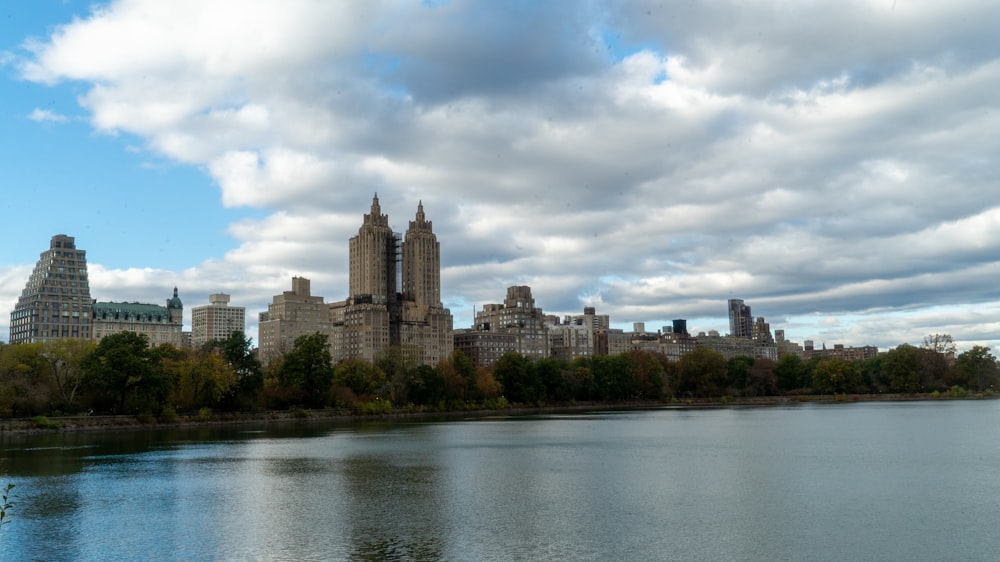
[469,286,549,363]
[90,288,184,346]
[258,277,331,366]
[10,234,93,343]
[330,196,453,365]
[728,298,754,339]
[191,293,246,348]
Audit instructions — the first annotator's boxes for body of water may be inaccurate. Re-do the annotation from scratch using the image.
[3,400,999,561]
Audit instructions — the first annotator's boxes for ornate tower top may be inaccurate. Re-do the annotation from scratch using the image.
[167,286,183,309]
[408,200,433,233]
[364,193,389,227]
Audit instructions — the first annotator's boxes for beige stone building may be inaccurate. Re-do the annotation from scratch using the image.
[90,288,184,347]
[191,293,246,348]
[258,277,331,366]
[330,196,453,365]
[470,286,549,362]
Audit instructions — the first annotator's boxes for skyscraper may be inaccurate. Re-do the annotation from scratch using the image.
[728,298,753,339]
[330,196,453,364]
[10,234,93,343]
[258,277,330,366]
[191,293,246,348]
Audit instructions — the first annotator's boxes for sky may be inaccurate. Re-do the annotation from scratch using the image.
[2,0,1000,352]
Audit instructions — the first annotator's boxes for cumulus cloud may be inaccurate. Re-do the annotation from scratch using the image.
[27,108,68,123]
[7,0,1000,351]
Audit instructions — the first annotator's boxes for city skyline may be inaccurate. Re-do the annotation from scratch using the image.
[3,2,1000,352]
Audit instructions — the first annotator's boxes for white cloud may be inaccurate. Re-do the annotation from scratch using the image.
[27,108,68,123]
[6,0,1000,353]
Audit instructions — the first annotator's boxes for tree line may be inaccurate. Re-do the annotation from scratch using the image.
[0,331,996,419]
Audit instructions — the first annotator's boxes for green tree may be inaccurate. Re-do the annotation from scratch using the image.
[955,346,999,392]
[332,359,387,400]
[278,333,333,407]
[727,355,756,394]
[0,342,52,417]
[166,347,237,410]
[492,352,540,404]
[775,354,808,392]
[881,344,921,393]
[535,357,571,402]
[376,346,416,404]
[406,364,444,405]
[675,347,727,397]
[589,354,634,401]
[81,332,158,413]
[211,331,263,408]
[811,358,861,395]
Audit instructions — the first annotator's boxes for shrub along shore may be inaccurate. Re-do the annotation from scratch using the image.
[3,391,993,435]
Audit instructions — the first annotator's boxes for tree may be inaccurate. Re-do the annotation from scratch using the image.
[0,342,52,417]
[955,346,999,392]
[332,359,387,400]
[166,347,237,410]
[727,355,756,394]
[406,364,444,405]
[376,346,416,404]
[81,332,161,413]
[881,344,921,393]
[923,334,957,357]
[40,338,94,412]
[211,331,263,407]
[492,352,540,404]
[775,354,808,392]
[675,347,727,397]
[278,333,333,407]
[811,359,861,395]
[745,358,778,397]
[628,350,666,399]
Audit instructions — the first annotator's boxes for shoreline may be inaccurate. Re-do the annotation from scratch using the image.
[3,392,994,435]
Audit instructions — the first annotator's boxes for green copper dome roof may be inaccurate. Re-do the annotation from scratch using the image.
[168,287,183,309]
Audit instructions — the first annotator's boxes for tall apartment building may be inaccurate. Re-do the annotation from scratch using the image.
[10,234,93,343]
[258,277,331,366]
[191,293,246,348]
[330,196,453,365]
[470,285,549,362]
[91,288,184,346]
[728,298,754,339]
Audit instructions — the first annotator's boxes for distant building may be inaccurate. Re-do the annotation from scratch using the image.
[453,329,517,368]
[10,234,93,343]
[806,343,879,362]
[191,293,246,348]
[728,298,753,339]
[329,196,453,365]
[90,287,184,346]
[258,277,331,366]
[697,333,778,361]
[467,285,549,364]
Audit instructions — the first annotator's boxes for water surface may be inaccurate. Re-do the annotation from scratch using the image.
[3,401,999,561]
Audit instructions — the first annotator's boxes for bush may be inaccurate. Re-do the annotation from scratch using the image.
[159,407,178,423]
[198,407,213,420]
[357,399,392,415]
[31,416,60,430]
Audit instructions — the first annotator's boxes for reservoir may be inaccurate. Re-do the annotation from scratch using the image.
[3,400,1000,561]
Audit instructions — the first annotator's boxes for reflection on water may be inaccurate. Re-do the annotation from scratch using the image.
[4,402,1000,561]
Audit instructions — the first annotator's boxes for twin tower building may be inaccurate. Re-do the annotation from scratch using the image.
[257,195,454,366]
